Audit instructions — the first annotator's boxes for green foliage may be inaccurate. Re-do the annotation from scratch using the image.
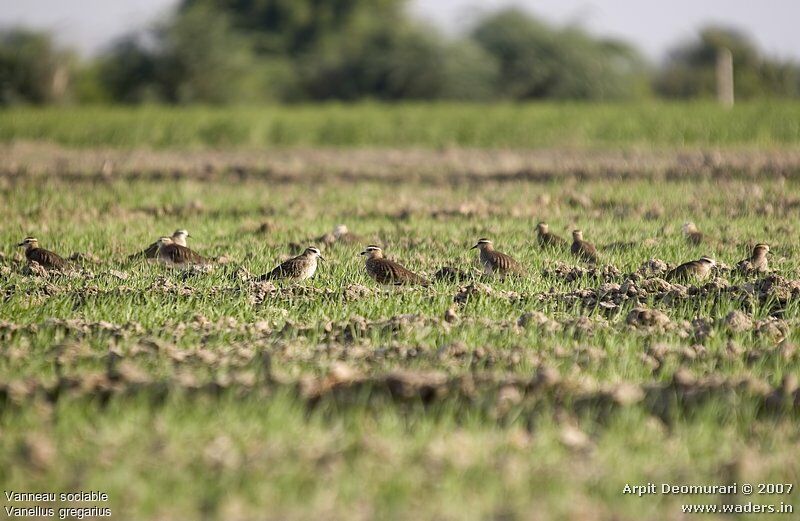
[98,5,272,104]
[160,4,267,103]
[295,22,451,100]
[3,102,799,149]
[0,28,72,105]
[4,7,800,104]
[471,9,646,100]
[97,36,163,103]
[180,0,406,56]
[438,40,499,100]
[656,26,800,99]
[92,2,647,102]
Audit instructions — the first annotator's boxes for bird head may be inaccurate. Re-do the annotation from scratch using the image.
[471,238,492,250]
[332,225,349,238]
[699,256,716,267]
[682,222,698,234]
[536,222,549,234]
[572,230,584,240]
[753,243,770,256]
[360,245,383,259]
[16,236,38,249]
[305,246,324,261]
[172,229,190,246]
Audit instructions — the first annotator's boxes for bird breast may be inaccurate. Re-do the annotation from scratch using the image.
[298,258,317,279]
[479,251,495,274]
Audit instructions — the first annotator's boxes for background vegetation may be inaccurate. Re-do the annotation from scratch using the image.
[3,101,800,149]
[1,0,799,105]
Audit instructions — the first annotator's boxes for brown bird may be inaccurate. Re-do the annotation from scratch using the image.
[129,229,190,261]
[682,222,704,246]
[16,236,68,271]
[471,238,525,276]
[666,256,716,282]
[360,245,428,286]
[155,237,210,268]
[325,224,365,245]
[259,246,324,282]
[536,222,567,250]
[571,230,598,264]
[737,244,769,274]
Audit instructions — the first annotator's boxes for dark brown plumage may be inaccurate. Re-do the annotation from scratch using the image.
[571,230,598,264]
[156,237,209,267]
[260,247,323,281]
[325,225,365,245]
[129,229,189,261]
[536,223,567,250]
[361,246,428,286]
[471,239,525,276]
[666,256,716,282]
[682,222,704,246]
[737,244,769,274]
[17,237,68,271]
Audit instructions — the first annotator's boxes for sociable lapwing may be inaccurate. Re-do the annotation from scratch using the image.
[360,245,428,286]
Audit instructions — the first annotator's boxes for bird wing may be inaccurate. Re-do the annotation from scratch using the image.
[372,259,428,285]
[264,255,304,280]
[573,241,598,262]
[28,248,67,270]
[666,261,695,281]
[387,260,429,285]
[128,241,159,261]
[336,232,365,244]
[163,244,207,265]
[493,251,525,274]
[543,233,567,247]
[688,232,704,245]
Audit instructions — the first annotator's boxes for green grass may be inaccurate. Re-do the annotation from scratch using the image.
[2,101,800,149]
[1,150,799,519]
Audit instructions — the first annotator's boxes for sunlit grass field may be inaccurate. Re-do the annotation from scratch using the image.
[2,101,800,148]
[1,125,799,518]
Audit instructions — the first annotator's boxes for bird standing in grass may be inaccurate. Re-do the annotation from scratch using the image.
[260,246,324,282]
[571,230,598,264]
[155,236,209,268]
[17,237,68,271]
[682,222,704,246]
[666,256,716,282]
[737,244,769,274]
[129,229,190,260]
[361,245,428,286]
[536,223,567,250]
[327,224,365,245]
[471,238,525,276]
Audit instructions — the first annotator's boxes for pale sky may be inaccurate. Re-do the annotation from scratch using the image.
[1,0,799,62]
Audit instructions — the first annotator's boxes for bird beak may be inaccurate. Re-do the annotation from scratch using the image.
[187,234,192,238]
[470,244,478,250]
[318,255,326,262]
[16,242,25,247]
[359,251,367,256]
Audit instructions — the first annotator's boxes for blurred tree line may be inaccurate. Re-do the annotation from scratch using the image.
[1,1,798,105]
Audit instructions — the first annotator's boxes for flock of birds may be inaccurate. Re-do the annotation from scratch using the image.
[15,221,770,287]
